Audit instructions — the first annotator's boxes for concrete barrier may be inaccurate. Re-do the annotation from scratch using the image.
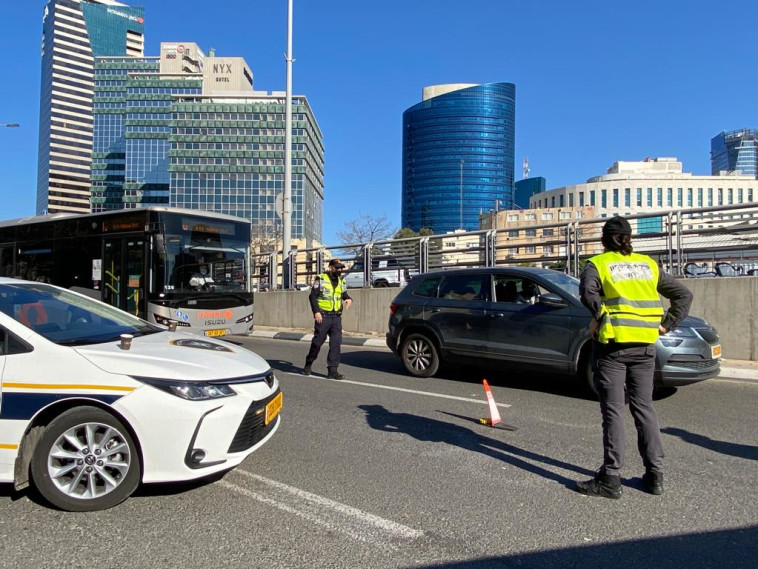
[253,278,757,361]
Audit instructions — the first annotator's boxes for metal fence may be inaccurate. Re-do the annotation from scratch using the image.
[251,203,758,290]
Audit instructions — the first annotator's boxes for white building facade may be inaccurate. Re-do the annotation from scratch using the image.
[529,157,758,231]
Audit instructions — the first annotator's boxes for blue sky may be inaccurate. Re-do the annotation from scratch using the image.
[1,0,757,244]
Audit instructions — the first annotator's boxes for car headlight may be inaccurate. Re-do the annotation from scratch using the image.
[236,313,254,324]
[133,377,236,400]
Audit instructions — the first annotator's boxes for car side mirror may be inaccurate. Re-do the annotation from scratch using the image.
[538,293,568,308]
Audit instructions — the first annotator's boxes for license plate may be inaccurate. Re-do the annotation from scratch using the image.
[711,344,722,359]
[204,329,226,337]
[265,392,283,425]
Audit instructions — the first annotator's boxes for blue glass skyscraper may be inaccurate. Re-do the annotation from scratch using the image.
[402,83,515,233]
[711,129,758,179]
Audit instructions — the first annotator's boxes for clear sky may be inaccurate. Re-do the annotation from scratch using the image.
[1,0,757,244]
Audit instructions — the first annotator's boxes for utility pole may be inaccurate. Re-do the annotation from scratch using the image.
[282,0,294,288]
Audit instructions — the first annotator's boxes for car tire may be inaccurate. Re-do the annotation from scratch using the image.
[578,347,598,398]
[401,332,440,377]
[374,280,389,288]
[30,406,141,512]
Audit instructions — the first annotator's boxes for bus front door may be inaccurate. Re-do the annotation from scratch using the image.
[103,237,146,318]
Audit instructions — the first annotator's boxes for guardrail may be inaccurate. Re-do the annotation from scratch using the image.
[251,203,758,289]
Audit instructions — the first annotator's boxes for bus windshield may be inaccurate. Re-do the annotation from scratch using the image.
[159,218,249,295]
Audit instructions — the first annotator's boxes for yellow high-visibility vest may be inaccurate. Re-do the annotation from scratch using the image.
[316,273,346,312]
[590,251,664,344]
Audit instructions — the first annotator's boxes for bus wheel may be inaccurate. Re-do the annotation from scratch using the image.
[30,407,140,512]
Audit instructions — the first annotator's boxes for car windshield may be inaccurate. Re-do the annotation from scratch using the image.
[0,282,161,345]
[539,271,580,300]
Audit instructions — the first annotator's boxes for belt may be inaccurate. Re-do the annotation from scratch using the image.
[321,311,342,315]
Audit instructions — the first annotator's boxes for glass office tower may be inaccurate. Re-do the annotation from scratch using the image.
[37,0,144,215]
[711,129,758,179]
[402,82,515,233]
[170,96,324,242]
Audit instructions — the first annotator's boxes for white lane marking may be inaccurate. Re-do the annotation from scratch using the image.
[292,372,511,409]
[220,470,423,549]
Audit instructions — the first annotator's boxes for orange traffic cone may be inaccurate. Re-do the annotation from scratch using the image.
[480,379,502,426]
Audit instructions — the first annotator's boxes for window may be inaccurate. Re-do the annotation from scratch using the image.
[438,275,488,301]
[728,188,733,204]
[748,188,753,202]
[647,188,653,207]
[718,189,723,205]
[613,189,619,207]
[508,230,519,237]
[543,245,554,255]
[636,188,642,206]
[560,211,572,220]
[687,189,693,207]
[525,229,537,237]
[569,193,574,207]
[543,228,554,236]
[559,195,564,207]
[0,327,33,356]
[737,188,743,202]
[708,188,713,206]
[524,246,536,254]
[524,213,537,221]
[697,188,703,207]
[579,192,585,206]
[542,212,554,220]
[507,214,519,222]
[412,276,442,298]
[667,188,673,206]
[657,188,663,206]
[551,196,556,208]
[601,190,607,208]
[590,191,596,206]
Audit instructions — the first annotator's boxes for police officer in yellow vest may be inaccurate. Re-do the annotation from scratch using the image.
[576,217,692,499]
[303,259,353,379]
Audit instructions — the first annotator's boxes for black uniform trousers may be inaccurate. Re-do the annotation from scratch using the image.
[305,313,343,371]
[593,342,664,477]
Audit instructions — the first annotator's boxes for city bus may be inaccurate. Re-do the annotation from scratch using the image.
[0,207,254,336]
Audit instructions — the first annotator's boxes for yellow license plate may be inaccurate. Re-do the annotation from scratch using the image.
[711,344,722,359]
[204,329,226,337]
[265,392,283,425]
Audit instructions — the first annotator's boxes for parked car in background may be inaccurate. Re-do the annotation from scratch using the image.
[344,257,417,288]
[0,278,282,511]
[386,268,721,391]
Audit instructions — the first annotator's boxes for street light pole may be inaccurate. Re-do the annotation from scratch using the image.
[283,0,294,289]
[459,159,465,229]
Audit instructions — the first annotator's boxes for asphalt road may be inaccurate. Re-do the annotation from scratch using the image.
[1,337,757,569]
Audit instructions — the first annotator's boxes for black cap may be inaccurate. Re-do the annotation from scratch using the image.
[602,217,632,236]
[328,259,345,269]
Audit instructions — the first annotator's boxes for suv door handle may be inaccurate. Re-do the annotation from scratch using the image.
[489,313,505,318]
[429,308,441,313]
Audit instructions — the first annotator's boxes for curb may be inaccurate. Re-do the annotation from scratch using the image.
[248,331,758,382]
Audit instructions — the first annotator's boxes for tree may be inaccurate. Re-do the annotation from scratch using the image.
[393,227,434,239]
[336,213,394,245]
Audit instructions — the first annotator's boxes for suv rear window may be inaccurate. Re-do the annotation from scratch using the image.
[412,276,442,298]
[438,275,489,301]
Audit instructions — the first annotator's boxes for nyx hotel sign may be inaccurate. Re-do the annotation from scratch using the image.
[213,63,233,83]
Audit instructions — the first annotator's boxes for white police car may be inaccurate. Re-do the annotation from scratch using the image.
[0,278,281,511]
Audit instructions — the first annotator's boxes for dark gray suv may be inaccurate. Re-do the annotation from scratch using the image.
[386,267,721,389]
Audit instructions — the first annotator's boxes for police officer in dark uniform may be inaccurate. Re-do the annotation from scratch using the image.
[303,259,352,379]
[576,217,692,499]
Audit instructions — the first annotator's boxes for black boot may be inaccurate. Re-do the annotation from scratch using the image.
[642,471,664,495]
[576,472,622,499]
[327,368,344,380]
[302,363,312,376]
